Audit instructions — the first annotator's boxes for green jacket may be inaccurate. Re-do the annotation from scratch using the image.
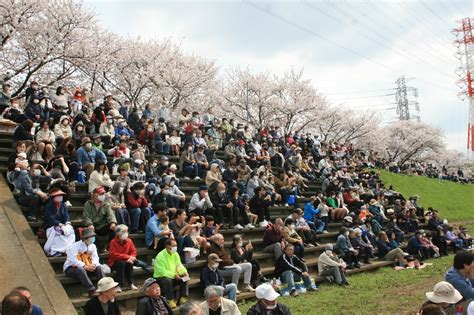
[153,249,187,279]
[82,200,117,229]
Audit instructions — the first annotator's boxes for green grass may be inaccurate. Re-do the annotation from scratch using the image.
[378,170,474,222]
[239,256,454,315]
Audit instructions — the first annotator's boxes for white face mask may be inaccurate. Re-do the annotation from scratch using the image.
[77,126,84,131]
[237,242,243,247]
[34,169,41,176]
[53,196,63,203]
[170,246,178,253]
[325,250,332,255]
[120,232,128,240]
[85,143,92,149]
[211,263,219,269]
[290,224,296,230]
[163,161,169,166]
[263,302,277,310]
[97,194,105,202]
[345,231,350,237]
[62,120,69,126]
[152,163,158,168]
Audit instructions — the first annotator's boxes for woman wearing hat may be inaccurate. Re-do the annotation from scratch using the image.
[84,277,121,315]
[419,281,463,314]
[43,188,75,256]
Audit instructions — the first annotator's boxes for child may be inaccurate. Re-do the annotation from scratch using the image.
[153,215,174,250]
[203,216,221,240]
[242,196,258,226]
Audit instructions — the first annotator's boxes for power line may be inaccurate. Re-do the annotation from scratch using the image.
[242,0,459,93]
[324,88,396,95]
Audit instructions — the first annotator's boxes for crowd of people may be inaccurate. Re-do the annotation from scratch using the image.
[1,81,473,314]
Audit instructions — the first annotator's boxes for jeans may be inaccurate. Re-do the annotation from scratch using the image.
[218,262,252,285]
[17,195,40,217]
[129,207,151,232]
[224,283,238,302]
[183,164,198,178]
[112,260,134,286]
[280,270,312,291]
[156,277,189,301]
[155,140,170,154]
[65,266,104,292]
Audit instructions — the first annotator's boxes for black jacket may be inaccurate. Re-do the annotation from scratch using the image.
[135,296,174,315]
[246,302,292,315]
[84,297,120,315]
[274,254,308,277]
[200,265,226,289]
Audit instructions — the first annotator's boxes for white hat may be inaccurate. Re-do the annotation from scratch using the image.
[255,283,280,301]
[425,281,462,304]
[169,164,177,171]
[343,216,353,223]
[96,277,119,293]
[17,152,27,159]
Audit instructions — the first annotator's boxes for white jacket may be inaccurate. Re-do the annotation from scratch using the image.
[63,240,100,271]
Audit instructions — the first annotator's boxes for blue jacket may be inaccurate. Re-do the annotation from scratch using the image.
[303,202,319,221]
[445,266,474,300]
[15,171,37,196]
[76,147,106,167]
[406,236,423,255]
[200,265,226,289]
[44,200,70,229]
[115,126,133,138]
[145,215,161,247]
[336,234,353,253]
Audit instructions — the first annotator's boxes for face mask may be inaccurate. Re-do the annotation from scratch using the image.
[34,169,41,176]
[152,163,158,168]
[14,167,20,172]
[62,120,69,126]
[85,237,95,245]
[107,119,113,124]
[97,194,105,202]
[53,196,63,203]
[211,263,219,269]
[149,190,154,196]
[290,224,296,230]
[120,232,128,240]
[263,302,277,310]
[169,181,175,187]
[170,246,178,253]
[237,242,243,247]
[345,231,350,237]
[85,143,92,150]
[325,250,332,255]
[77,126,84,131]
[163,161,169,166]
[33,99,39,104]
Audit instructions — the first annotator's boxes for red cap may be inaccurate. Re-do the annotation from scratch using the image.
[94,186,106,194]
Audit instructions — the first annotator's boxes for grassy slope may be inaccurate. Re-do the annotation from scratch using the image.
[238,174,474,314]
[239,255,454,315]
[379,170,474,222]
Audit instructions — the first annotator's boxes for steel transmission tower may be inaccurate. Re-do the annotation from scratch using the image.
[395,76,420,121]
[452,17,474,155]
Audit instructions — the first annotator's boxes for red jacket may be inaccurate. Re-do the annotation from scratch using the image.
[108,237,137,267]
[126,192,148,209]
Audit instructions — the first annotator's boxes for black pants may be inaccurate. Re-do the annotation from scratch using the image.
[112,260,134,286]
[156,277,189,301]
[94,224,115,251]
[238,206,250,225]
[18,195,40,217]
[251,206,270,223]
[65,266,104,292]
[206,207,224,224]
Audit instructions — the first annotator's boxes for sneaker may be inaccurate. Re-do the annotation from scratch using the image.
[236,289,241,295]
[234,224,243,230]
[179,296,189,305]
[290,289,299,297]
[284,203,289,207]
[245,223,254,229]
[115,286,122,293]
[243,284,256,292]
[184,176,190,180]
[194,176,200,180]
[259,220,268,227]
[168,299,177,308]
[65,200,72,207]
[27,216,38,222]
[306,243,315,247]
[130,284,138,290]
[322,230,329,234]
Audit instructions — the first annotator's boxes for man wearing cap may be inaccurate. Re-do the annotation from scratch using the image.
[445,251,474,300]
[76,137,107,177]
[419,281,463,314]
[153,238,189,309]
[84,277,120,315]
[43,188,75,256]
[64,228,104,297]
[189,185,213,218]
[83,186,117,248]
[99,115,115,147]
[200,285,241,315]
[200,253,238,302]
[318,244,349,286]
[136,278,174,315]
[247,283,291,315]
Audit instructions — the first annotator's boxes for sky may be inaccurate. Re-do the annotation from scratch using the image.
[84,0,474,153]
